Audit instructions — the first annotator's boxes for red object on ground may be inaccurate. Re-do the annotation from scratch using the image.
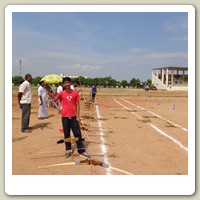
[59,129,64,133]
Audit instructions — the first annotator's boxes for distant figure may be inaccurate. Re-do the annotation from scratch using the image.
[38,81,48,119]
[144,85,149,91]
[57,82,63,94]
[91,85,97,100]
[56,82,63,111]
[17,74,33,133]
[45,85,55,107]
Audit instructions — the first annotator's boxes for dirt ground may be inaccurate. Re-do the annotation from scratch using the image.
[12,88,188,175]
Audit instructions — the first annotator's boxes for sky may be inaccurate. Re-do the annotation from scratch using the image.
[12,11,188,81]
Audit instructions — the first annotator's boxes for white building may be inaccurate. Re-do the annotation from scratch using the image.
[152,66,188,90]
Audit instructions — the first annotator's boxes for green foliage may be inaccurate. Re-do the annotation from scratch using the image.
[12,75,151,88]
[32,76,43,86]
[146,79,152,86]
[12,76,24,86]
[108,153,117,158]
[121,80,128,88]
[12,75,43,86]
[130,78,141,88]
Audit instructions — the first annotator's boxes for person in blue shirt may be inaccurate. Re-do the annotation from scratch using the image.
[91,85,97,100]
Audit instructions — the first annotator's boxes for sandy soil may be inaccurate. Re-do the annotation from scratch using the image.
[12,88,188,175]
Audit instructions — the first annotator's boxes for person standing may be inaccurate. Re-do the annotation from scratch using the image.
[56,82,63,94]
[17,74,33,133]
[56,82,63,112]
[45,85,55,108]
[38,81,48,119]
[91,85,97,100]
[53,77,90,158]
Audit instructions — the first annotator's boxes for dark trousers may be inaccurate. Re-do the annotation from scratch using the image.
[62,117,85,154]
[21,104,31,131]
[92,93,96,100]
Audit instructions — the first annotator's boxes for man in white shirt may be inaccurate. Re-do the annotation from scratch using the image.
[57,82,63,94]
[38,81,48,119]
[18,74,33,133]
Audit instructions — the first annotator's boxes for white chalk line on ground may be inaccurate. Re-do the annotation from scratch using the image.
[113,98,188,152]
[95,104,112,175]
[122,98,188,132]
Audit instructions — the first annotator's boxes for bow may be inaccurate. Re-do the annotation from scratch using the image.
[38,158,134,175]
[57,137,79,144]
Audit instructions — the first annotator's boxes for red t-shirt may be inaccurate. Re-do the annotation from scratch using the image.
[55,90,80,117]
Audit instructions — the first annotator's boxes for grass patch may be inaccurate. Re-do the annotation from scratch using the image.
[142,116,150,118]
[166,122,177,128]
[108,130,114,133]
[114,116,128,119]
[138,119,151,123]
[142,116,158,119]
[81,115,94,119]
[108,153,117,158]
[127,110,137,112]
[175,172,183,175]
[12,136,28,142]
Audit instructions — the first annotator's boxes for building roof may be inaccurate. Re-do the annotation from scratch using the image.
[152,66,188,71]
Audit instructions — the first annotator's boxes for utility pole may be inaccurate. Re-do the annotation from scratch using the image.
[19,59,22,76]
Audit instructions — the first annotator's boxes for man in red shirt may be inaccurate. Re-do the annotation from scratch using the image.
[53,77,90,158]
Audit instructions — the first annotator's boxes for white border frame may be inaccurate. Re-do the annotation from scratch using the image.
[5,5,195,195]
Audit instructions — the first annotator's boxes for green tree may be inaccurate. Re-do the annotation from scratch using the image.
[12,76,24,85]
[12,75,151,88]
[107,78,117,87]
[32,76,43,86]
[116,81,121,87]
[146,79,152,86]
[77,76,87,86]
[121,80,128,88]
[99,77,107,87]
[99,76,114,87]
[130,78,141,88]
[93,77,100,86]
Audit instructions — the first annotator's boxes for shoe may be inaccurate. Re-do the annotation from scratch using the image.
[65,150,72,158]
[79,152,91,158]
[27,127,32,130]
[21,129,32,133]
